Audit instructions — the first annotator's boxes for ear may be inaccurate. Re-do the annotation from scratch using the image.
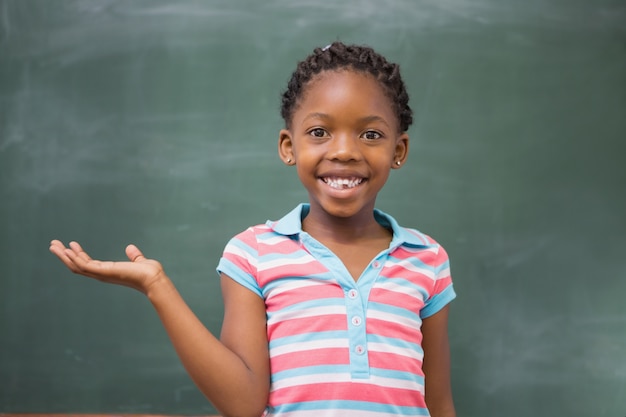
[392,133,409,169]
[278,129,295,165]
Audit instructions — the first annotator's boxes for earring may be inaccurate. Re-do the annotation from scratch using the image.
[287,158,292,164]
[395,161,401,166]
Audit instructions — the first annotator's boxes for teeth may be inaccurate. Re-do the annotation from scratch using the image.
[323,177,363,189]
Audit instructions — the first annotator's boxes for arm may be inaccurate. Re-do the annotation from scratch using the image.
[421,305,456,417]
[49,240,269,417]
[149,273,269,416]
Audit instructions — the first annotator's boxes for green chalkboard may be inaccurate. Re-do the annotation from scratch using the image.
[1,1,625,416]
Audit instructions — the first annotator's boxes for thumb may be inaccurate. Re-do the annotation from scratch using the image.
[125,244,146,262]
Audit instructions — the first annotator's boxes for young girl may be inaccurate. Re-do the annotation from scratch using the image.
[50,42,456,417]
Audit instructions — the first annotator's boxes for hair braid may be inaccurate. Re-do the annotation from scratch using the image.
[281,42,413,132]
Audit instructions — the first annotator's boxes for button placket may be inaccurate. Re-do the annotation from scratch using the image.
[345,285,369,378]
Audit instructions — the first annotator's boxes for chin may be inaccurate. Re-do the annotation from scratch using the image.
[319,201,373,219]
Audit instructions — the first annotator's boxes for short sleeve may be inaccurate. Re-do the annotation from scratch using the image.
[216,228,263,298]
[420,245,456,318]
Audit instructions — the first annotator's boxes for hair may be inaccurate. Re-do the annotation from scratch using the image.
[280,41,413,133]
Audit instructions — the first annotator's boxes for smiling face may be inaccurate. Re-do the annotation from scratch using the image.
[279,69,409,225]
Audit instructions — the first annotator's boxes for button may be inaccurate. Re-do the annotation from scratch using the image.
[351,316,362,326]
[347,289,358,299]
[355,345,366,355]
[372,260,381,269]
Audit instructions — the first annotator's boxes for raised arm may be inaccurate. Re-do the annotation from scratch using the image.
[49,240,269,417]
[421,305,456,417]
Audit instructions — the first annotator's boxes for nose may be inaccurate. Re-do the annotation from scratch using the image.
[327,133,361,162]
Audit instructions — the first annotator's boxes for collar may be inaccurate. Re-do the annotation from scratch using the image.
[267,203,431,247]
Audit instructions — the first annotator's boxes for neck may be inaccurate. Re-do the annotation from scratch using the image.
[302,205,390,245]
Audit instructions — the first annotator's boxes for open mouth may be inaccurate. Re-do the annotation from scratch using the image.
[321,177,365,190]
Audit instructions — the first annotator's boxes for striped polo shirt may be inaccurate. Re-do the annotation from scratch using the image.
[217,204,455,417]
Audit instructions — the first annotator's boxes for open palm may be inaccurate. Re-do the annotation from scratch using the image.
[49,240,165,294]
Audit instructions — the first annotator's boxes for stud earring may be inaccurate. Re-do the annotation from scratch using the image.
[287,158,292,164]
[395,161,401,166]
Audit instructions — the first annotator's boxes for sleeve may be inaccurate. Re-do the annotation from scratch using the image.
[420,244,456,319]
[216,228,264,299]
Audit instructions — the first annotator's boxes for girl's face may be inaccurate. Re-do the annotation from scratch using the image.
[279,69,409,222]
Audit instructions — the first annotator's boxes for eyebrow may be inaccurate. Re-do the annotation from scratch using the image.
[301,112,390,128]
[301,112,331,124]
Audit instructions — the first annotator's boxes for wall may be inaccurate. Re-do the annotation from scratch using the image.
[1,0,625,415]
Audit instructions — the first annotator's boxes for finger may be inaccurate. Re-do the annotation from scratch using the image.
[50,240,111,279]
[50,248,83,275]
[125,244,145,262]
[62,248,89,272]
[50,239,65,248]
[68,241,93,261]
[63,248,109,278]
[49,240,66,257]
[50,239,71,254]
[50,240,77,266]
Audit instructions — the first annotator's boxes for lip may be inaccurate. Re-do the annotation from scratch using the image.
[318,170,367,180]
[317,171,368,192]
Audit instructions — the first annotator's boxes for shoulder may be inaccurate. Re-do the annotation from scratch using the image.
[403,227,445,247]
[375,208,448,254]
[397,224,449,258]
[225,222,300,259]
[229,204,307,243]
[226,223,275,245]
[390,225,452,273]
[231,223,273,238]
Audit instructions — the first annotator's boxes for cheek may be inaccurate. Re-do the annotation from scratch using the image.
[368,148,396,168]
[293,143,323,165]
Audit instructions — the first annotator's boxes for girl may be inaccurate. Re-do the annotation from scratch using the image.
[50,42,456,417]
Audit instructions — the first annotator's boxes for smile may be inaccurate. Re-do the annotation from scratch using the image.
[321,177,365,190]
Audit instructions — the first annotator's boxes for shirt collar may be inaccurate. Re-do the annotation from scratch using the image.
[267,203,430,247]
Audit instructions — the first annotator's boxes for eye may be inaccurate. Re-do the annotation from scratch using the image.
[309,128,328,138]
[362,130,382,140]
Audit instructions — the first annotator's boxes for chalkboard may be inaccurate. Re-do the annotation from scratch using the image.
[1,1,625,416]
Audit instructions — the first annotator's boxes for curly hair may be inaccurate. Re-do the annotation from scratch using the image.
[280,41,413,133]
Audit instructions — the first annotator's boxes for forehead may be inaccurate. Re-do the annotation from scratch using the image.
[294,69,397,126]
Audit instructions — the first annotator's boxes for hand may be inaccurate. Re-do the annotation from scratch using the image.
[49,240,168,294]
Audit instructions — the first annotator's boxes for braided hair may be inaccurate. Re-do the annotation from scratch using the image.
[280,41,413,133]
